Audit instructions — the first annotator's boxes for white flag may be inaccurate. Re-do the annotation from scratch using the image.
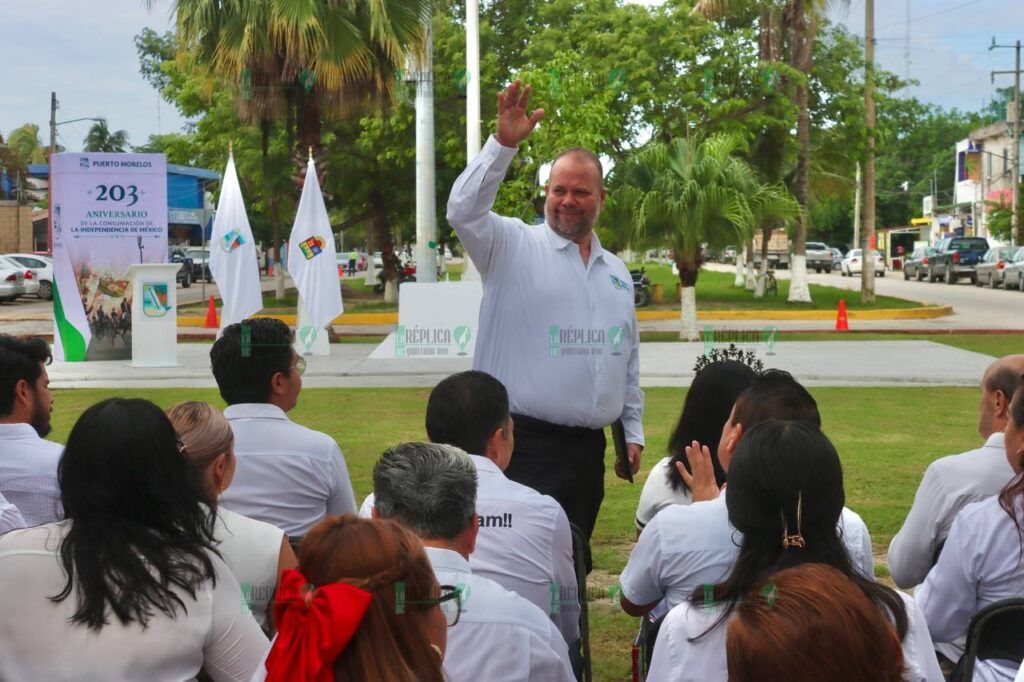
[288,156,342,331]
[209,151,262,328]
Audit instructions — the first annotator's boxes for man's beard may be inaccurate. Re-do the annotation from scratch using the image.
[30,396,52,438]
[548,208,597,241]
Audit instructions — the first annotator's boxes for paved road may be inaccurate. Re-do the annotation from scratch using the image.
[694,263,1024,331]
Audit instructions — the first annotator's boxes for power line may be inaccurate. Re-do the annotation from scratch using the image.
[885,0,987,29]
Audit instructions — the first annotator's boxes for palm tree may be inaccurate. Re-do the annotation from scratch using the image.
[614,134,799,340]
[7,124,47,164]
[695,0,846,304]
[169,0,428,299]
[83,120,129,152]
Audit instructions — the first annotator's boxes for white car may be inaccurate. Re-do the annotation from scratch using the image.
[0,258,26,302]
[5,253,53,300]
[0,255,40,297]
[841,249,886,277]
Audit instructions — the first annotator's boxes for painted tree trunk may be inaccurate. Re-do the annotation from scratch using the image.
[745,239,756,290]
[733,249,745,287]
[679,286,699,341]
[384,278,399,304]
[789,254,812,302]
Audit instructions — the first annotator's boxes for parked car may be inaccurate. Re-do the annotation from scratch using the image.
[721,245,738,264]
[975,246,1022,289]
[0,255,39,297]
[841,249,885,277]
[168,246,193,288]
[5,253,53,299]
[0,258,26,302]
[805,242,833,273]
[184,247,212,281]
[926,236,989,284]
[1003,248,1024,292]
[830,247,844,271]
[902,247,938,281]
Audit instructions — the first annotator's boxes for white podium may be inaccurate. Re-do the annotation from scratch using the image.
[125,263,181,367]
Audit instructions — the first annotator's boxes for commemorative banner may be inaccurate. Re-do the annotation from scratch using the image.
[51,153,168,361]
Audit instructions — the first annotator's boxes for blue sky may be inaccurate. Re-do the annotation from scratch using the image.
[1,0,1021,152]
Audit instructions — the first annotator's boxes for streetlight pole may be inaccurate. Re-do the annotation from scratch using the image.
[991,39,1022,246]
[461,0,482,283]
[861,0,876,304]
[414,17,438,284]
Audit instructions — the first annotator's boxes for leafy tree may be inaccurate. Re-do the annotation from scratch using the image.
[985,183,1023,242]
[7,124,48,164]
[83,120,129,153]
[614,134,798,339]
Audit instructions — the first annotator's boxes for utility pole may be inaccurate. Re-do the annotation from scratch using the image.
[49,92,58,160]
[853,161,861,251]
[414,18,438,284]
[991,39,1021,247]
[861,0,876,303]
[461,0,483,282]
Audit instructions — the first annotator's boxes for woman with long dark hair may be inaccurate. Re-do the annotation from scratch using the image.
[253,515,449,682]
[917,384,1024,681]
[646,420,942,681]
[0,398,268,680]
[634,358,758,532]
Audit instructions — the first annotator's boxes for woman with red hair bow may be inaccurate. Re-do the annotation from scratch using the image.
[257,514,452,682]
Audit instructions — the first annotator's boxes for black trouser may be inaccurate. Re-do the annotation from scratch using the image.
[504,413,606,572]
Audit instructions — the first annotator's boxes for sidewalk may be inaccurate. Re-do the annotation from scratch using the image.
[46,339,994,390]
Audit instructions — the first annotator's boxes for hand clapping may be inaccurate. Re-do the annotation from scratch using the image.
[495,79,545,148]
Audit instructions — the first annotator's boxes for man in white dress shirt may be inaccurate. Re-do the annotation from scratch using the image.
[447,80,644,568]
[210,318,356,537]
[619,370,874,617]
[0,335,63,525]
[361,371,580,646]
[372,442,574,682]
[888,354,1024,590]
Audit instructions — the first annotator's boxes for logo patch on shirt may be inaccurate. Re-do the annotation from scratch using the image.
[609,274,631,293]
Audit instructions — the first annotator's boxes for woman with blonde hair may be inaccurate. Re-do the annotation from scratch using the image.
[255,514,450,682]
[167,400,297,630]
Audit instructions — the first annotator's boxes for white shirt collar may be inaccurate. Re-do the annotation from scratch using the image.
[0,423,43,439]
[223,403,290,421]
[425,546,472,576]
[543,226,606,263]
[983,431,1006,449]
[469,454,503,477]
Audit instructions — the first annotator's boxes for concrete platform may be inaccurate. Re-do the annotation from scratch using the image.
[47,340,995,390]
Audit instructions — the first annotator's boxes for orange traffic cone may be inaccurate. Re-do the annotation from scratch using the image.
[204,296,219,329]
[835,299,849,331]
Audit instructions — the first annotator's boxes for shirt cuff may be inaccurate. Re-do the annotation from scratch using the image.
[482,134,519,168]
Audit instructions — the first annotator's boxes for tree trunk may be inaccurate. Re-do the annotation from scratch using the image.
[261,120,286,301]
[787,0,814,303]
[744,237,756,290]
[676,252,701,341]
[733,247,745,287]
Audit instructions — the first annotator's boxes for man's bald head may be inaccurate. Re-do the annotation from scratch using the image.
[978,354,1024,438]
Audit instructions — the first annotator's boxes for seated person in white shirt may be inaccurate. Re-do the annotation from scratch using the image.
[0,397,268,682]
[361,370,580,646]
[166,401,298,632]
[726,564,906,682]
[620,370,874,617]
[646,420,943,682]
[635,352,760,533]
[0,334,63,525]
[915,383,1024,682]
[0,491,25,535]
[210,318,357,537]
[371,442,575,682]
[888,354,1024,590]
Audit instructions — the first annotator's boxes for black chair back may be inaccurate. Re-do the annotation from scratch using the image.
[957,598,1024,681]
[569,522,591,682]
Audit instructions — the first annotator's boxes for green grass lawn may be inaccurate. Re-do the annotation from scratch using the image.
[635,265,921,310]
[47,384,983,681]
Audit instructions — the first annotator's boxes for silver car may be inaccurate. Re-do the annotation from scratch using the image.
[0,255,35,297]
[975,246,1022,289]
[5,253,53,300]
[1002,248,1024,292]
[0,259,26,302]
